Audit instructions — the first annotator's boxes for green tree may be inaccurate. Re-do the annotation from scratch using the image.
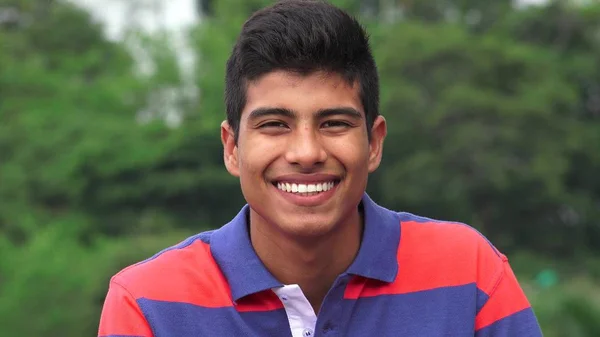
[1,0,599,335]
[0,0,144,240]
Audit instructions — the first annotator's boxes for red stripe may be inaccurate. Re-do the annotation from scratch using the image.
[475,261,531,330]
[235,290,285,312]
[98,281,153,336]
[116,240,234,308]
[345,221,504,299]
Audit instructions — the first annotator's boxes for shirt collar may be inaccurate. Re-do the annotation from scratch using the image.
[209,205,282,302]
[345,193,400,282]
[210,193,400,302]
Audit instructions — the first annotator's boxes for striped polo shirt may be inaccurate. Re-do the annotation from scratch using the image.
[98,193,542,337]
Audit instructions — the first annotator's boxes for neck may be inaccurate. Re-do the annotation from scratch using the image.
[249,209,363,314]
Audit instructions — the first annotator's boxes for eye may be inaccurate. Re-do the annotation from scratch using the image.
[322,120,351,128]
[259,121,288,129]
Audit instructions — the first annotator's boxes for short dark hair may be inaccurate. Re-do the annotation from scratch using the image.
[225,0,379,142]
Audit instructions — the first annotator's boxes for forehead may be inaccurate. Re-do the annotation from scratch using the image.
[241,70,363,119]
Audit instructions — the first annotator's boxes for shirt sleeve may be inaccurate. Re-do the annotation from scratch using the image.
[474,259,543,336]
[98,279,154,337]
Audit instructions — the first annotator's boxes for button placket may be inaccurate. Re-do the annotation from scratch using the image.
[315,275,350,336]
[274,285,318,337]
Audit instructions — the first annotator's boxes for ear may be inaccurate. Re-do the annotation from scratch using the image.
[221,120,240,177]
[368,115,387,173]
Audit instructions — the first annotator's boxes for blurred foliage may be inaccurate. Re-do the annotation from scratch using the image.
[0,0,599,336]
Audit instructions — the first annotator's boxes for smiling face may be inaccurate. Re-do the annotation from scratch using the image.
[222,70,386,239]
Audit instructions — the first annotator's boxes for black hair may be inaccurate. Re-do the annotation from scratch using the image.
[225,0,379,142]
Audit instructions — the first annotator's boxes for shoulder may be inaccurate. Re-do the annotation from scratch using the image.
[396,212,506,292]
[398,212,504,258]
[109,230,231,306]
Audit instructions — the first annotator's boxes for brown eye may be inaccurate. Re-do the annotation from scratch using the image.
[259,121,288,128]
[322,120,351,128]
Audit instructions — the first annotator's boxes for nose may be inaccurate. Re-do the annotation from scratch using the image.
[284,127,327,168]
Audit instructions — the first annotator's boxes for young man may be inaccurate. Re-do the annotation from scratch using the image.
[98,1,543,336]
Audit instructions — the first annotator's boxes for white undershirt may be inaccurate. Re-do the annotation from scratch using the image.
[272,284,318,337]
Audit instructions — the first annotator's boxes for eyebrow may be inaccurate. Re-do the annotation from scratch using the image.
[248,107,296,121]
[247,107,363,121]
[316,107,363,119]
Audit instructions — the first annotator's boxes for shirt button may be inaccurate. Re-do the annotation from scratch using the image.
[302,328,314,336]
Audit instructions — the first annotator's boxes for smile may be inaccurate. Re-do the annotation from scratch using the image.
[275,181,338,195]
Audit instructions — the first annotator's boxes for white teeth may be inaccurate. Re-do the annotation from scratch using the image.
[275,181,337,194]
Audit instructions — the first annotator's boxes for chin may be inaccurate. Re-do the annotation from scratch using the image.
[277,215,339,238]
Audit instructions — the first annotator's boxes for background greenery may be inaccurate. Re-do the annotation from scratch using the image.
[1,0,599,336]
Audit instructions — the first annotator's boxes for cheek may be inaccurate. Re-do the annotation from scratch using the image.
[238,153,262,177]
[328,137,370,166]
[238,137,280,177]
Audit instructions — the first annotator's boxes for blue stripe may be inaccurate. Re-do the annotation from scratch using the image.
[137,298,292,336]
[475,308,543,337]
[133,283,526,336]
[341,283,478,336]
[476,287,490,314]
